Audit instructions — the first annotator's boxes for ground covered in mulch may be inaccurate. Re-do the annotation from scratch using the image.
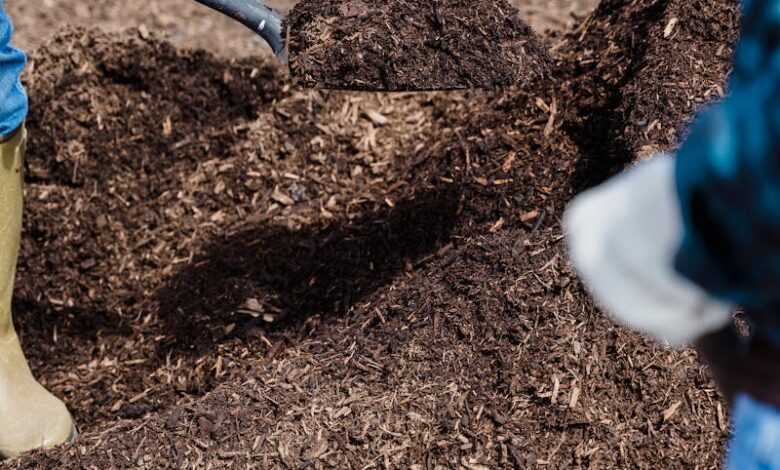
[557,0,740,185]
[286,0,553,91]
[5,0,740,468]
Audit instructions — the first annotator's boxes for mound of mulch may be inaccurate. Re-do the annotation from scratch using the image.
[620,0,739,154]
[286,0,553,91]
[24,28,281,188]
[15,25,441,428]
[2,0,744,467]
[557,0,740,187]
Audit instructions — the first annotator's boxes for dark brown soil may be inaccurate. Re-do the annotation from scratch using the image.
[1,0,742,468]
[286,0,553,91]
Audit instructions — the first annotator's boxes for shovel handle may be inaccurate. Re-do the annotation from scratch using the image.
[194,0,286,60]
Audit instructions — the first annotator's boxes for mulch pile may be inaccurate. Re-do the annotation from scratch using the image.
[5,0,741,468]
[286,0,553,91]
[556,0,740,186]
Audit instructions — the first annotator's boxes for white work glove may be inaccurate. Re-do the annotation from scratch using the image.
[563,154,734,347]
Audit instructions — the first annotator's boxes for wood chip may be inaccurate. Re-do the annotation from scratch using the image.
[364,109,389,126]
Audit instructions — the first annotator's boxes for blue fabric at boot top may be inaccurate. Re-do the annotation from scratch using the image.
[0,3,26,138]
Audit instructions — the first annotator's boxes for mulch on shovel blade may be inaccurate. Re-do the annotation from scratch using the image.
[286,0,553,91]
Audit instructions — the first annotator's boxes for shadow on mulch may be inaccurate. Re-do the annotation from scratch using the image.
[153,185,460,355]
[564,0,671,190]
[14,302,132,355]
[12,185,461,422]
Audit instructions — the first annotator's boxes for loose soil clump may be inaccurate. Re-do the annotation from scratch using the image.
[286,0,553,91]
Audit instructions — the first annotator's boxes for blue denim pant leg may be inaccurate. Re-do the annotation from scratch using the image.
[0,5,27,138]
[726,393,780,469]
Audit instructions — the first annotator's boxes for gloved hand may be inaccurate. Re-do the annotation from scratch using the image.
[563,154,734,347]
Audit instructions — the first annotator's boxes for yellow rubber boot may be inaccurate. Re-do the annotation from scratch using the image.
[0,127,75,458]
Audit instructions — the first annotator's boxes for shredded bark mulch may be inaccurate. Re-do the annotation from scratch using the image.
[556,0,740,187]
[2,0,742,468]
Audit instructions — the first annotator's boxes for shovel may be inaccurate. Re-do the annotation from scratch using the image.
[194,0,287,60]
[194,0,552,92]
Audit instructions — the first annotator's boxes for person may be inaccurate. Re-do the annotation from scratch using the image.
[0,4,77,458]
[565,0,780,468]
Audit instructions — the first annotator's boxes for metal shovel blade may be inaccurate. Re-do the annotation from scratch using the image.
[194,0,288,60]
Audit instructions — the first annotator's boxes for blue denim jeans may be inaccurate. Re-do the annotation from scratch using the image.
[0,4,27,138]
[727,394,780,469]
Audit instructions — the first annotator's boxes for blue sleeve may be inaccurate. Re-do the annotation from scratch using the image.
[0,5,27,138]
[674,0,780,318]
[726,394,780,469]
